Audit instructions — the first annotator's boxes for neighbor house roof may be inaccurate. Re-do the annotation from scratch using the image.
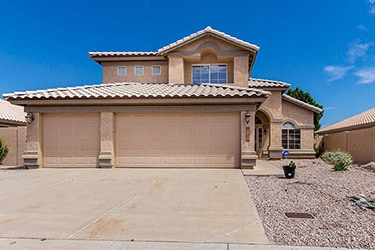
[4,82,270,103]
[317,107,375,134]
[282,94,322,113]
[249,78,290,89]
[158,26,259,54]
[0,99,26,126]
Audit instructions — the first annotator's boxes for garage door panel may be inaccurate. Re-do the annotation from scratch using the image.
[115,113,240,168]
[43,114,100,167]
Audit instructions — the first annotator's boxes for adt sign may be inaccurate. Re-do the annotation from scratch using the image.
[283,150,289,158]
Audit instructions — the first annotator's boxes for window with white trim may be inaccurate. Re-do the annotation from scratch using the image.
[282,122,301,149]
[117,66,126,75]
[152,65,161,75]
[192,64,227,84]
[134,66,144,75]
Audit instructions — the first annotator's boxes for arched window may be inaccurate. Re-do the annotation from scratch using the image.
[282,122,301,149]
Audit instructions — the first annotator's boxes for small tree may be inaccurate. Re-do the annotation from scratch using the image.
[286,87,324,131]
[0,139,9,164]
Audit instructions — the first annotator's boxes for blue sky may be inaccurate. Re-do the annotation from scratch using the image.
[1,0,375,128]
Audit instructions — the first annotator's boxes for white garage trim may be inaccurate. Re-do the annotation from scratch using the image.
[115,112,240,168]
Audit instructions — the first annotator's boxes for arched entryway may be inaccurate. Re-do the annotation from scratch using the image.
[255,111,270,158]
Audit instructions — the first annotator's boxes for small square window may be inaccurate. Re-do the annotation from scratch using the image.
[117,66,126,75]
[135,66,144,75]
[152,65,161,75]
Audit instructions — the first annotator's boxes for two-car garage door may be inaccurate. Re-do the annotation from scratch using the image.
[43,113,240,168]
[115,113,240,168]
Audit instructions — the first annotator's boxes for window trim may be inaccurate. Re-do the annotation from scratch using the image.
[282,122,301,150]
[191,64,227,84]
[117,66,127,76]
[134,65,144,75]
[152,65,161,75]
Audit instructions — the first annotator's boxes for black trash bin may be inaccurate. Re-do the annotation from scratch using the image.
[283,165,296,179]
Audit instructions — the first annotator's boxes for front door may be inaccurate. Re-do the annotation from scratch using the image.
[255,125,263,157]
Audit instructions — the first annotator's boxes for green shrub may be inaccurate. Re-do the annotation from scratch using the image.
[321,151,352,166]
[0,139,9,164]
[314,144,323,158]
[333,161,348,171]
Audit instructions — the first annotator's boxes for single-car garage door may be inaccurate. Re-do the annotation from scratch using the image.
[43,114,100,167]
[115,113,240,168]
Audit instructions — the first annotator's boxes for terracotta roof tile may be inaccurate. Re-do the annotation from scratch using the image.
[4,82,270,101]
[0,99,26,125]
[249,78,290,89]
[282,94,322,113]
[318,107,375,134]
[158,26,259,54]
[88,51,158,57]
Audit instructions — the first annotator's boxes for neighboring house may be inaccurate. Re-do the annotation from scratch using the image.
[317,107,375,164]
[0,99,26,166]
[4,26,321,169]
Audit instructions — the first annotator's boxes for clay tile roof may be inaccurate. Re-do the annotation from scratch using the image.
[0,99,26,125]
[282,94,322,113]
[318,107,375,134]
[88,51,158,57]
[3,82,270,101]
[158,26,259,54]
[248,78,290,89]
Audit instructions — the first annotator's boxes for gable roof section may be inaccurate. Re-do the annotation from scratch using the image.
[4,82,270,103]
[282,94,322,113]
[249,78,290,89]
[0,99,26,126]
[318,107,375,134]
[158,26,259,55]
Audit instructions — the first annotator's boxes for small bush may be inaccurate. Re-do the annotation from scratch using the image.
[321,151,353,166]
[0,139,9,164]
[333,161,348,171]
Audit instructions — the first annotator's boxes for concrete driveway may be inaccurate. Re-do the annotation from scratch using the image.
[0,168,268,248]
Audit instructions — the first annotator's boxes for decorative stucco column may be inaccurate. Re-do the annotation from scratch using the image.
[22,112,42,167]
[241,110,257,169]
[268,121,284,159]
[99,112,114,168]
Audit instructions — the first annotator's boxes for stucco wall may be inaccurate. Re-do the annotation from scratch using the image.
[282,100,314,125]
[322,126,375,164]
[0,126,26,166]
[167,36,250,87]
[102,61,168,84]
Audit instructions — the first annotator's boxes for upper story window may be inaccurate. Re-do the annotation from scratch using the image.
[192,64,227,84]
[134,66,144,75]
[117,66,126,75]
[282,122,301,150]
[152,65,161,75]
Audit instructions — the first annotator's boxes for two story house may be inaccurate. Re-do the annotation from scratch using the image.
[4,26,321,169]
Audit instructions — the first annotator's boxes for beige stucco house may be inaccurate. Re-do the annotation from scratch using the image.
[317,107,375,164]
[4,26,321,169]
[0,99,26,166]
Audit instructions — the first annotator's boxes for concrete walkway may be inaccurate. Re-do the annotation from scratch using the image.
[0,168,267,248]
[242,159,284,176]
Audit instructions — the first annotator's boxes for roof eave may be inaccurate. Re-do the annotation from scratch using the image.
[317,123,375,135]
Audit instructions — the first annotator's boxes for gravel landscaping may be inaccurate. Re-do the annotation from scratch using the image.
[245,159,375,249]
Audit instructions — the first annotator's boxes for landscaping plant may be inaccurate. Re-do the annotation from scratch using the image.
[321,151,352,171]
[0,139,9,164]
[333,161,348,171]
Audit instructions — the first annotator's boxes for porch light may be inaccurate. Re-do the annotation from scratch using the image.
[25,112,34,124]
[245,111,251,124]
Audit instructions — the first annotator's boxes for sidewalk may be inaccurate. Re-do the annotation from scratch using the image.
[0,238,356,250]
